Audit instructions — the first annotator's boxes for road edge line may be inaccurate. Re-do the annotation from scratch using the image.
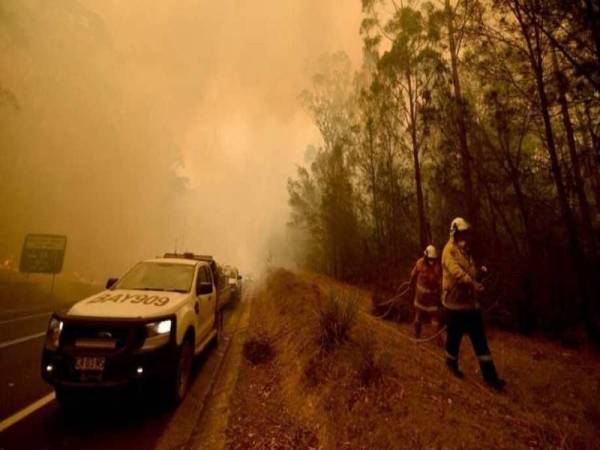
[0,392,55,433]
[0,312,52,326]
[0,332,46,350]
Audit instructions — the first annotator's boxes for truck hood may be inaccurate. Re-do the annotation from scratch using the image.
[67,289,190,319]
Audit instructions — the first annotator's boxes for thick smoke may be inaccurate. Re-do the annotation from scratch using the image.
[0,0,361,282]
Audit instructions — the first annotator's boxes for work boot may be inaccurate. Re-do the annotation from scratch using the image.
[445,358,464,379]
[485,377,506,392]
[480,361,505,391]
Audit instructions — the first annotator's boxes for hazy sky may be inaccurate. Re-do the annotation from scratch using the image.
[0,0,362,281]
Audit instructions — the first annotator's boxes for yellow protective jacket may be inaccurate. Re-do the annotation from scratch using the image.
[441,238,479,310]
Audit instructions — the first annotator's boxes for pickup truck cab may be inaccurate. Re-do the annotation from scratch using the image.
[41,254,222,407]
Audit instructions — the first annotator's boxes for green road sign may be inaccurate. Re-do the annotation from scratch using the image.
[19,234,67,274]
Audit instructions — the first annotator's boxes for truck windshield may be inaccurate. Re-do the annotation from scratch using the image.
[114,262,195,293]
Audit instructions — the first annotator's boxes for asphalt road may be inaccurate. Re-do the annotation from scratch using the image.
[0,316,53,422]
[0,296,246,450]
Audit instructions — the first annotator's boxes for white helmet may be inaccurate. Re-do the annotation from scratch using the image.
[450,217,471,236]
[424,245,438,259]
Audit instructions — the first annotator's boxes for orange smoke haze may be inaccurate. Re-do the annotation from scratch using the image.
[0,0,362,281]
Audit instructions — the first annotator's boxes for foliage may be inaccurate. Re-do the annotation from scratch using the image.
[289,0,600,340]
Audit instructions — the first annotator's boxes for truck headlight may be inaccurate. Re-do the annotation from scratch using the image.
[45,317,63,351]
[142,319,172,350]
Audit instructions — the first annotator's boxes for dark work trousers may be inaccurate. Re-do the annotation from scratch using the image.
[445,308,500,382]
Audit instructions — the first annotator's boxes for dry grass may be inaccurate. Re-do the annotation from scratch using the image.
[225,269,600,450]
[350,333,394,387]
[313,290,359,352]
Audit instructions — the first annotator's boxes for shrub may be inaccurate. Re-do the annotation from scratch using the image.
[243,336,275,365]
[315,290,358,351]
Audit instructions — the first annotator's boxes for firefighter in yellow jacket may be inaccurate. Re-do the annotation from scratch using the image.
[442,218,505,391]
[409,245,443,340]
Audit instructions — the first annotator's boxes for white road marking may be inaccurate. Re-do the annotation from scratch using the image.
[0,306,48,315]
[0,332,46,350]
[0,312,51,326]
[0,392,55,433]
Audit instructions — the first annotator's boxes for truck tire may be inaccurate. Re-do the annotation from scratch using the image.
[231,289,240,307]
[168,338,193,406]
[55,386,79,411]
[215,309,224,344]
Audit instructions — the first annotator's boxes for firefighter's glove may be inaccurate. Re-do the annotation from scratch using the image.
[476,266,489,282]
[474,281,485,293]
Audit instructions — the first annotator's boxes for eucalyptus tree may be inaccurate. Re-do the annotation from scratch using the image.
[378,6,446,248]
[363,0,484,226]
[492,0,595,335]
[287,164,324,271]
[290,52,361,279]
[439,0,483,224]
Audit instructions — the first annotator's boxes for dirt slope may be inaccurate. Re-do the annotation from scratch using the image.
[224,269,600,450]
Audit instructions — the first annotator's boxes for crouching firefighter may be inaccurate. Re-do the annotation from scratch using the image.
[409,245,443,342]
[442,218,506,391]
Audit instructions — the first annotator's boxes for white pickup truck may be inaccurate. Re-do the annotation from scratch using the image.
[41,253,224,407]
[222,264,242,303]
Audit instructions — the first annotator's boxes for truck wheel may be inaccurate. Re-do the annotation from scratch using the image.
[215,309,224,344]
[55,387,79,411]
[169,338,193,406]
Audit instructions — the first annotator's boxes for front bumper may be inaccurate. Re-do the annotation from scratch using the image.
[41,314,177,389]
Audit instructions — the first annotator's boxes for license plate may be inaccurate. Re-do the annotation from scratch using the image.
[75,356,105,371]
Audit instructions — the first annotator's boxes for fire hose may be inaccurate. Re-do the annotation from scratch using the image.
[374,270,502,344]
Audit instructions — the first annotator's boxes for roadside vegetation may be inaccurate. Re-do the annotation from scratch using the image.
[312,290,359,352]
[287,0,600,345]
[225,269,600,449]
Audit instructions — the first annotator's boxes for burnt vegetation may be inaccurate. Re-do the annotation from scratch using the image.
[243,335,275,365]
[287,0,600,346]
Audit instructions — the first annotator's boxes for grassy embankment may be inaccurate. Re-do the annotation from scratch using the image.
[224,269,600,450]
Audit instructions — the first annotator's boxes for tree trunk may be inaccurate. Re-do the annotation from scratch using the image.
[521,16,590,321]
[575,105,600,211]
[583,0,600,68]
[406,72,428,249]
[552,48,595,252]
[366,122,383,254]
[445,0,477,223]
[501,127,537,256]
[482,176,523,256]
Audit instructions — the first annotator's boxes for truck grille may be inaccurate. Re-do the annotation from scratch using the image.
[61,322,144,352]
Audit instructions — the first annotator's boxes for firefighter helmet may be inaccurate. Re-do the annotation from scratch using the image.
[450,217,471,236]
[424,245,438,259]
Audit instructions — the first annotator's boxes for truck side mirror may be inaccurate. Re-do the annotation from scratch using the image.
[197,282,213,295]
[106,278,118,289]
[237,275,242,281]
